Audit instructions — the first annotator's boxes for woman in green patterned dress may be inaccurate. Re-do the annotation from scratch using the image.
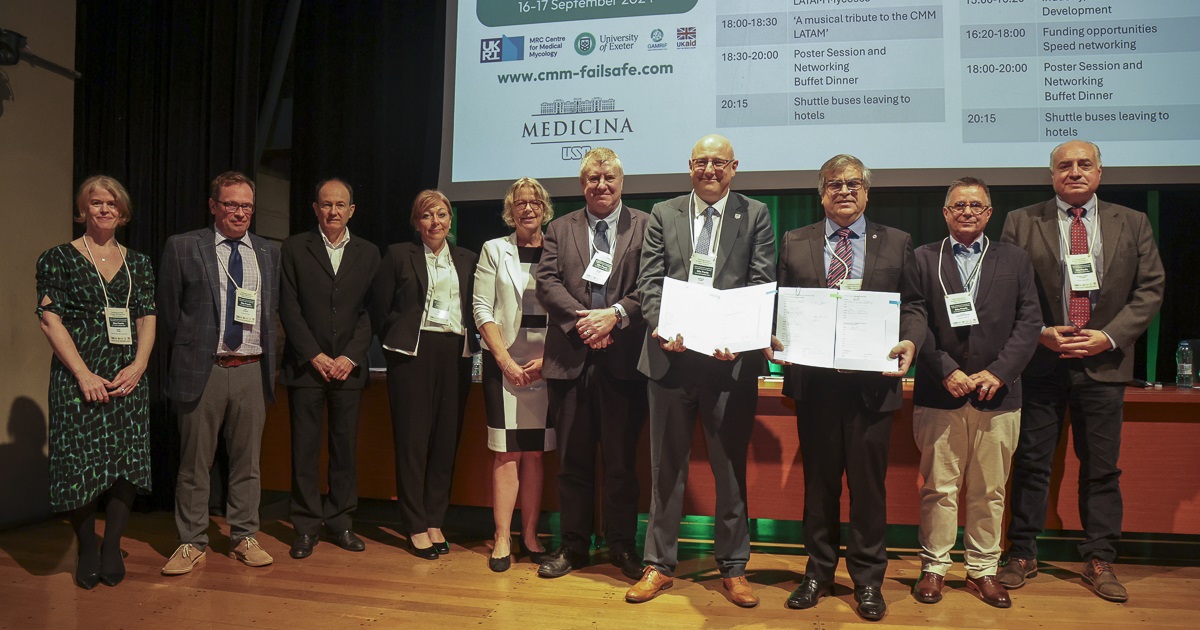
[36,176,156,589]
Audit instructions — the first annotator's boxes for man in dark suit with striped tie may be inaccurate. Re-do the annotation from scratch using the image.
[775,154,926,621]
[997,140,1164,602]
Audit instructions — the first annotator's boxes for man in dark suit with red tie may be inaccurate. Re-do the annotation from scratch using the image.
[997,140,1164,602]
[775,154,926,621]
[535,147,649,581]
[279,178,380,559]
[909,177,1042,609]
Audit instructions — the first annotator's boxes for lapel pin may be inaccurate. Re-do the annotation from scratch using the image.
[872,234,878,239]
[734,214,741,219]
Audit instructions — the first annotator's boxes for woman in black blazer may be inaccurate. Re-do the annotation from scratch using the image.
[371,189,479,559]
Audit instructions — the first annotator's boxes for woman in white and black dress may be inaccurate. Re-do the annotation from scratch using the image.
[472,177,555,572]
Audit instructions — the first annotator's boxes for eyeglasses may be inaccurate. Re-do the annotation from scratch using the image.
[824,179,865,193]
[515,200,544,209]
[690,158,734,172]
[217,200,255,214]
[946,201,991,216]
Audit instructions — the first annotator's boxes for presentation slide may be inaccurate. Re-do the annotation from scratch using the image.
[441,0,1200,200]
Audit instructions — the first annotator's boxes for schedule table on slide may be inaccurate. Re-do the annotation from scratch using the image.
[714,0,1198,143]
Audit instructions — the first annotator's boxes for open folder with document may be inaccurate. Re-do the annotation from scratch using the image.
[775,287,901,372]
[657,277,777,355]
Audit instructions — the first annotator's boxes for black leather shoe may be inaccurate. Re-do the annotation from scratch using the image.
[432,541,450,555]
[99,548,125,587]
[329,530,365,552]
[854,585,887,621]
[75,552,101,590]
[408,539,439,560]
[489,553,512,572]
[786,576,833,609]
[519,539,551,564]
[290,533,319,559]
[537,547,588,578]
[610,550,644,581]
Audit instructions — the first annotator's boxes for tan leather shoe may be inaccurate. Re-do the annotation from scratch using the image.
[162,544,206,575]
[912,571,945,604]
[997,557,1037,589]
[1082,558,1128,602]
[625,566,672,603]
[967,575,1012,608]
[722,576,759,608]
[231,536,274,567]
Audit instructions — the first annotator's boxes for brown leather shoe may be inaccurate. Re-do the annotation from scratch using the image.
[1082,558,1128,602]
[912,571,944,604]
[967,575,1012,608]
[996,557,1037,589]
[625,566,673,603]
[722,576,759,608]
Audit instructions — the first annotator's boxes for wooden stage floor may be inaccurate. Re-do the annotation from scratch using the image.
[2,499,1198,629]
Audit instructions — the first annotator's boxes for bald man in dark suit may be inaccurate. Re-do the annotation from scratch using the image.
[997,140,1164,603]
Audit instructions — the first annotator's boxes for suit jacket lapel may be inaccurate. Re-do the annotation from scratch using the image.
[1034,201,1064,291]
[570,210,590,278]
[501,233,523,302]
[714,194,744,281]
[671,196,692,270]
[862,220,882,288]
[610,206,636,278]
[306,231,335,278]
[939,238,967,296]
[410,245,429,300]
[198,231,222,313]
[974,238,997,306]
[1098,202,1123,278]
[802,224,825,288]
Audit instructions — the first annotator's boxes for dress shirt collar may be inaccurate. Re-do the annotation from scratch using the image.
[952,234,985,255]
[1056,194,1098,218]
[586,202,622,229]
[824,214,866,240]
[320,227,350,250]
[424,241,452,266]
[691,191,729,218]
[213,226,252,247]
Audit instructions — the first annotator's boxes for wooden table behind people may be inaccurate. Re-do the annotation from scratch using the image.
[259,377,1200,535]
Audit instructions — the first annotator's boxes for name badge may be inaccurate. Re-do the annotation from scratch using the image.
[688,252,716,287]
[944,292,979,327]
[104,306,133,345]
[427,298,452,326]
[234,288,258,325]
[1065,253,1100,291]
[582,250,614,285]
[838,278,862,291]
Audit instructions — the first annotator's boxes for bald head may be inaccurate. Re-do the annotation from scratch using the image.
[690,134,739,204]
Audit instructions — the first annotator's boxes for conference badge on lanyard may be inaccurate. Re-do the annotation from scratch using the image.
[104,306,133,345]
[688,252,716,287]
[582,250,614,284]
[1066,254,1100,291]
[234,288,258,325]
[944,292,979,327]
[838,278,862,291]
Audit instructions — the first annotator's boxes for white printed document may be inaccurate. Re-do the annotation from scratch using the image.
[775,287,901,372]
[657,278,776,355]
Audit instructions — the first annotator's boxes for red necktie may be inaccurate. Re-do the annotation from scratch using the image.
[1068,207,1090,328]
[827,227,852,288]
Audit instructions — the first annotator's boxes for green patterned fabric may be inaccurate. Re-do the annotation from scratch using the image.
[35,244,156,512]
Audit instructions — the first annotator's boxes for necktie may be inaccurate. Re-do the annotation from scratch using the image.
[827,227,853,288]
[224,240,243,351]
[590,220,610,309]
[695,206,717,256]
[1068,207,1091,328]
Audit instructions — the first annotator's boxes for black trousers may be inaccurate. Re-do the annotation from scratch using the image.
[548,357,647,556]
[288,384,363,535]
[795,374,893,588]
[1007,361,1125,562]
[385,332,471,533]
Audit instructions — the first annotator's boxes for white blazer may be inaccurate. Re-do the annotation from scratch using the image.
[472,233,527,350]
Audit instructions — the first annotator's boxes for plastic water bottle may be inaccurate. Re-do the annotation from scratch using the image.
[1178,340,1194,389]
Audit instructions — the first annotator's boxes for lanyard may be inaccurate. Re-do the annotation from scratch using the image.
[1057,208,1100,258]
[215,239,257,294]
[688,195,719,256]
[937,236,989,297]
[823,229,862,277]
[82,237,132,310]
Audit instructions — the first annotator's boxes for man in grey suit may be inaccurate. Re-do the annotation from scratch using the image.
[776,154,926,621]
[625,134,776,609]
[279,178,380,560]
[997,140,1165,602]
[909,177,1041,608]
[158,171,281,575]
[535,148,649,581]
